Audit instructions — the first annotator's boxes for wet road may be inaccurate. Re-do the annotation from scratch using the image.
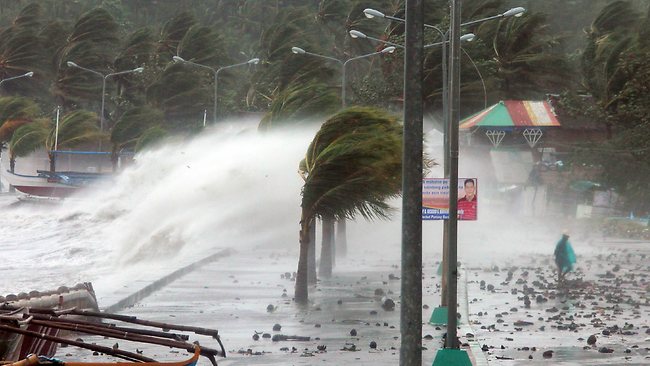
[52,238,649,365]
[465,238,650,365]
[55,247,452,365]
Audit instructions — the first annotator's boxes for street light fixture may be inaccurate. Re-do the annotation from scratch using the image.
[66,61,144,132]
[0,71,34,87]
[172,56,259,124]
[290,46,395,108]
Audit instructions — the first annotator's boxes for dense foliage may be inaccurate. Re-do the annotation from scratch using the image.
[0,1,577,146]
[1,0,649,209]
[557,1,650,212]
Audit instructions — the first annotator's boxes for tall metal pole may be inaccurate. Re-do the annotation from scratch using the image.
[446,0,461,350]
[213,70,218,124]
[441,31,450,307]
[54,106,61,151]
[100,76,107,132]
[341,65,347,108]
[400,0,423,364]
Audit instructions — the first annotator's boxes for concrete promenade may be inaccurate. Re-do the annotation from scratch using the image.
[53,237,649,365]
[55,248,482,365]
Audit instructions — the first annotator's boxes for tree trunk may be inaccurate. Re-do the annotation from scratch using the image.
[295,215,311,304]
[336,219,348,258]
[308,217,317,285]
[49,152,56,172]
[319,217,334,278]
[111,146,119,172]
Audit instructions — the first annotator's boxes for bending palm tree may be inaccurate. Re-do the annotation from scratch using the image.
[296,107,402,304]
[9,110,103,172]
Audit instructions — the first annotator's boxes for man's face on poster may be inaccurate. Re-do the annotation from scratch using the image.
[464,181,475,200]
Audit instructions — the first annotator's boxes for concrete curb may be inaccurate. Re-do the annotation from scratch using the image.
[103,248,234,313]
[459,268,490,366]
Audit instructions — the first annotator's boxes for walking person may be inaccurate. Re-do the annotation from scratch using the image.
[554,231,576,285]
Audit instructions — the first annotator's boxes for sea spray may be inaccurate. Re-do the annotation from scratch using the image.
[1,120,315,295]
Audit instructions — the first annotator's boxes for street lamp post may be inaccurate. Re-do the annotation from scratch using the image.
[363,4,525,329]
[172,56,259,124]
[66,62,144,132]
[0,71,34,191]
[291,46,395,108]
[0,71,34,88]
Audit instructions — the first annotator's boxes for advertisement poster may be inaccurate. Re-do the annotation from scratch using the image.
[422,178,477,220]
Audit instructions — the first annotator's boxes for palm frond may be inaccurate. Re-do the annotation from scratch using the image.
[9,119,49,157]
[135,126,168,152]
[45,110,103,150]
[301,106,403,221]
[111,106,164,149]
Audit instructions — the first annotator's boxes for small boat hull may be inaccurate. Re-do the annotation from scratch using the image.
[2,171,106,198]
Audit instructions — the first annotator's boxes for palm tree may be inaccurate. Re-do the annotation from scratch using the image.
[114,28,157,106]
[53,8,120,107]
[110,106,164,168]
[146,63,209,132]
[252,6,335,108]
[177,25,228,66]
[574,1,646,139]
[581,1,640,108]
[9,110,102,172]
[259,81,339,130]
[111,106,164,150]
[157,12,197,59]
[0,96,41,169]
[480,12,574,99]
[134,126,168,152]
[0,4,46,97]
[296,106,403,304]
[7,118,49,172]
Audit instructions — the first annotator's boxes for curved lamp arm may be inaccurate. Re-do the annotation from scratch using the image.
[290,46,343,64]
[66,61,103,78]
[0,71,34,87]
[105,67,144,80]
[172,56,216,73]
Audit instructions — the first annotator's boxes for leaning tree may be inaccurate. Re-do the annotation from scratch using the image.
[295,106,403,304]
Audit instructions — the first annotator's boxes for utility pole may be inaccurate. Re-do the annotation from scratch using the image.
[447,0,461,350]
[433,2,471,366]
[400,0,424,365]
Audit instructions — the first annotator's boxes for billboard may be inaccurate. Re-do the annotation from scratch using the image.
[422,178,477,220]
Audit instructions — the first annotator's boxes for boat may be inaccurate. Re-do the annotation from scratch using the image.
[2,168,109,198]
[1,149,133,198]
[0,284,99,361]
[2,345,200,366]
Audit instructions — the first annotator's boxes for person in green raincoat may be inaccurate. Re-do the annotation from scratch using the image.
[554,231,576,285]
